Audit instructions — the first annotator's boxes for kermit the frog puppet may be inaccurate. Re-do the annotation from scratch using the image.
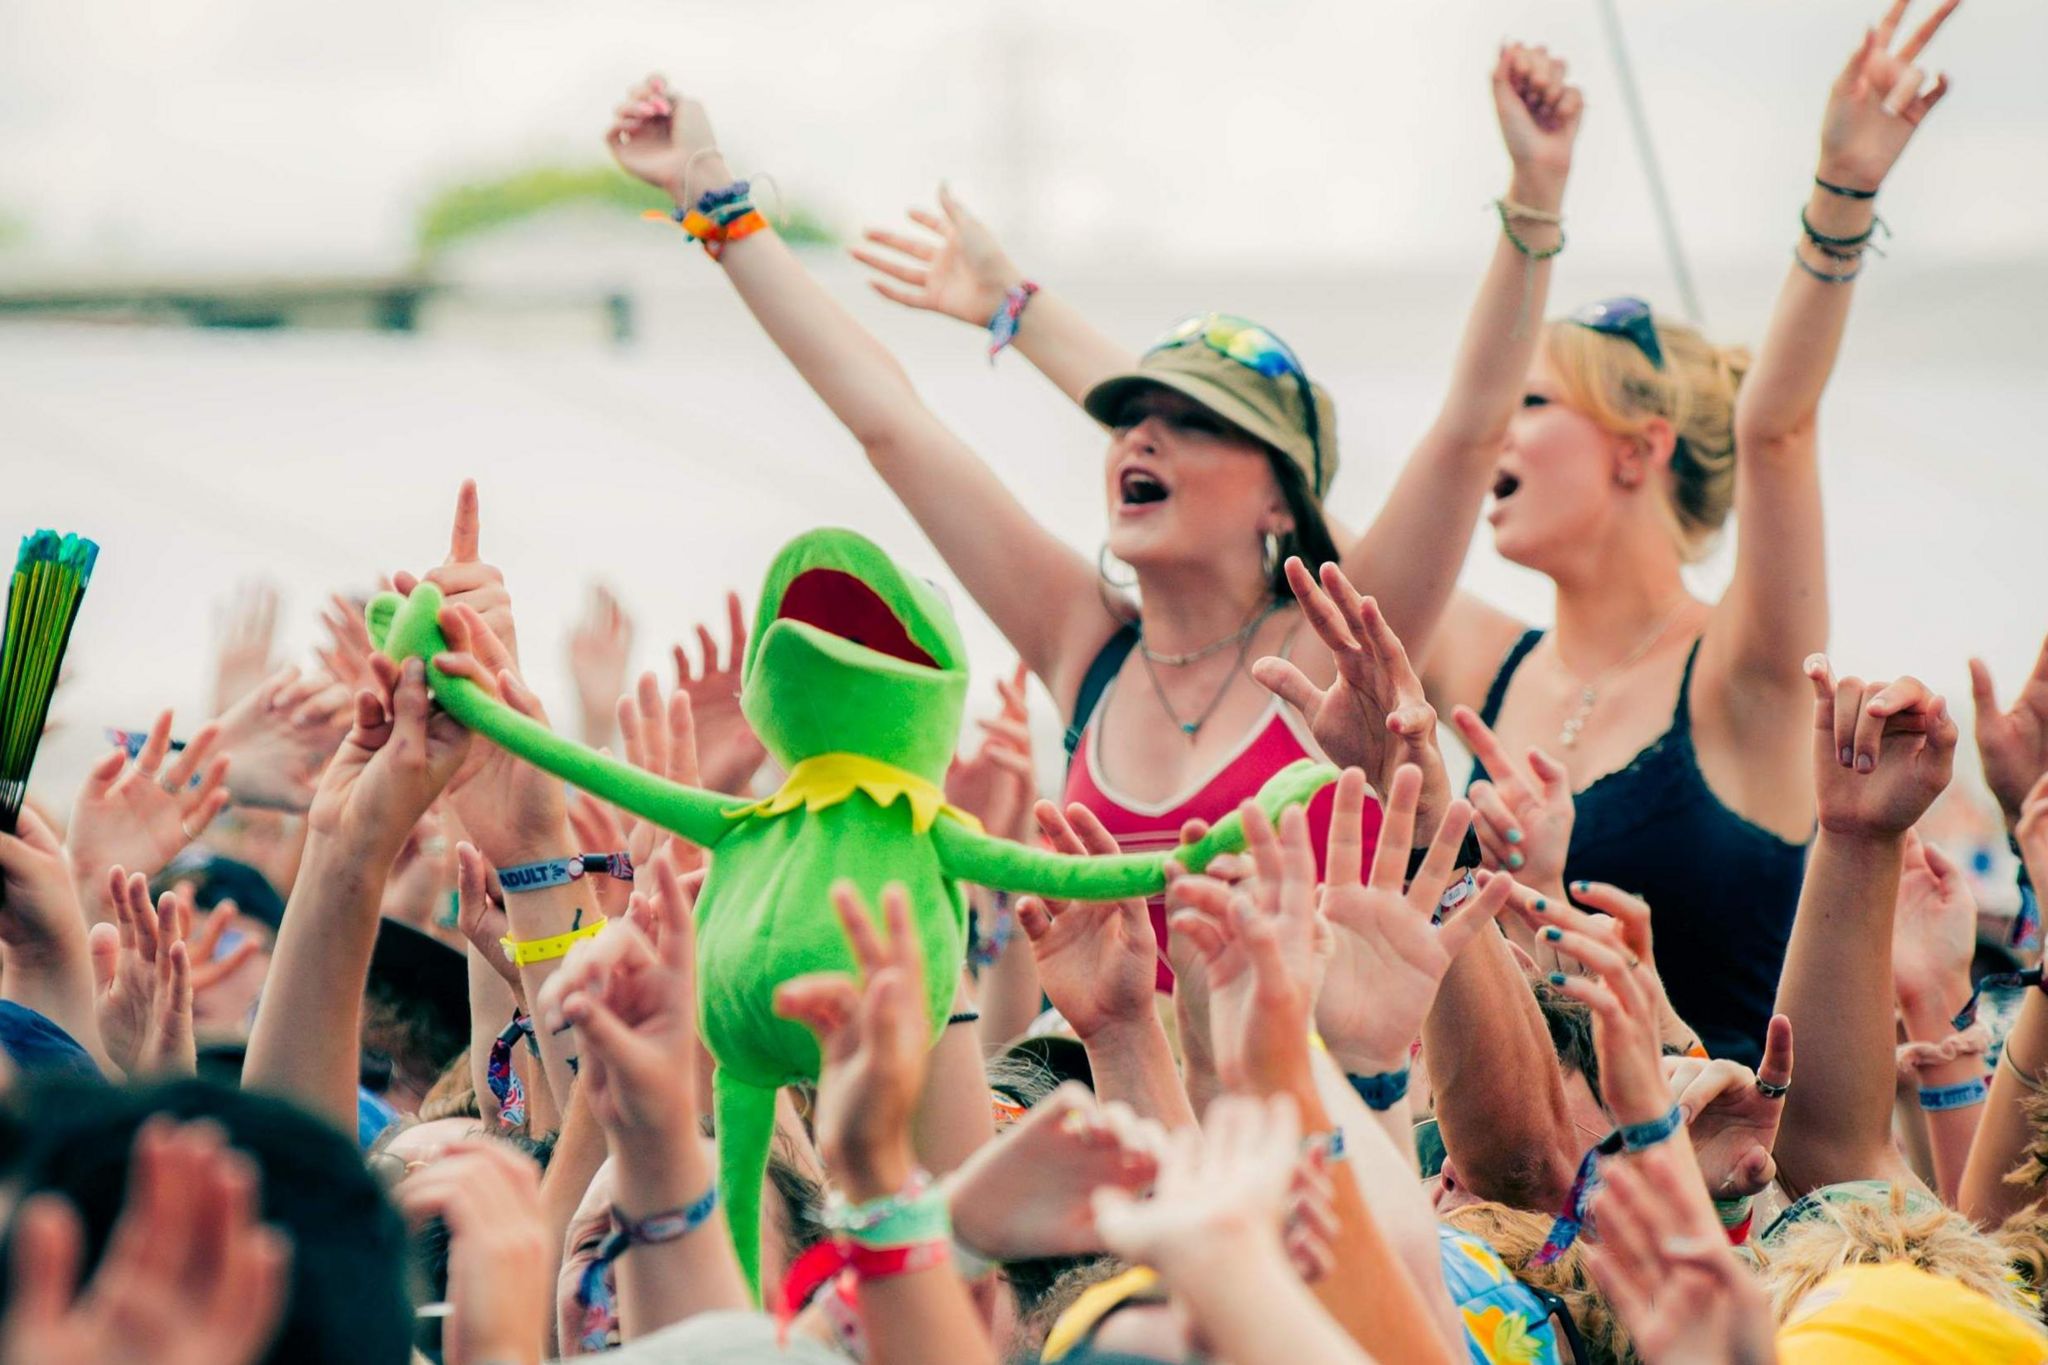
[367,527,1335,1295]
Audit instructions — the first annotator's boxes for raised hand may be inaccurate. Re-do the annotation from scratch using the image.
[605,74,725,204]
[539,850,702,1144]
[1493,41,1584,190]
[309,655,472,864]
[315,590,377,691]
[568,584,635,746]
[209,580,280,715]
[90,869,197,1077]
[213,665,354,812]
[1091,1093,1302,1277]
[0,1120,291,1365]
[1305,766,1511,1076]
[946,1084,1163,1261]
[432,604,568,865]
[1166,801,1325,1092]
[66,710,229,889]
[1453,705,1573,893]
[851,184,1025,326]
[1504,878,1701,1054]
[1970,632,2048,831]
[1583,1153,1776,1365]
[945,662,1036,840]
[1252,558,1448,840]
[1891,831,1977,1013]
[0,807,90,965]
[1537,911,1672,1129]
[773,882,931,1198]
[1666,1016,1795,1200]
[1015,800,1159,1043]
[615,669,706,870]
[411,480,520,667]
[1804,655,1957,841]
[670,591,766,795]
[1817,0,1959,193]
[395,1141,549,1365]
[453,840,520,998]
[158,886,264,1037]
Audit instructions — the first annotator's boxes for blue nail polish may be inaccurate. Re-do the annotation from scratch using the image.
[1543,926,1563,942]
[1508,852,1525,870]
[1839,747,1853,767]
[1570,880,1587,893]
[1533,897,1548,912]
[1505,828,1523,845]
[1548,972,1567,986]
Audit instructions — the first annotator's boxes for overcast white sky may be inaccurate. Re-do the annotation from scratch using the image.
[3,0,2042,277]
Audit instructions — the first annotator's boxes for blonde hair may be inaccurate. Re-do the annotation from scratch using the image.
[1754,1184,2042,1325]
[1541,317,1751,559]
[1443,1202,1632,1365]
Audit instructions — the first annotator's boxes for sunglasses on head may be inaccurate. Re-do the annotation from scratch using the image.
[1146,312,1324,496]
[1569,296,1665,371]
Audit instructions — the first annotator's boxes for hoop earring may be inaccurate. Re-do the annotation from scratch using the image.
[1096,542,1137,591]
[1261,532,1280,580]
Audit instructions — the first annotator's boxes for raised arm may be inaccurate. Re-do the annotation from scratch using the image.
[852,184,1135,405]
[1340,43,1580,653]
[1716,3,1958,687]
[1771,658,1956,1195]
[606,78,1107,695]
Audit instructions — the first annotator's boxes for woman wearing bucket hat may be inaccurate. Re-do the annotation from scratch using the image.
[605,44,1582,990]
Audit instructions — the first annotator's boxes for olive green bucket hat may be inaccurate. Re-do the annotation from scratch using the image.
[1083,313,1339,500]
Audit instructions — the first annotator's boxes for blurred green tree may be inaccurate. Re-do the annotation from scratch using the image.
[416,164,833,254]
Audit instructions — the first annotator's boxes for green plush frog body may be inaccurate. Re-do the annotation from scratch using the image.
[369,527,1335,1296]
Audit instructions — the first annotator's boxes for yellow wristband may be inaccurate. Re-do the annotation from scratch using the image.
[500,917,608,967]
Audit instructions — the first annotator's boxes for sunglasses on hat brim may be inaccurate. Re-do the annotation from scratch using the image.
[1146,313,1324,496]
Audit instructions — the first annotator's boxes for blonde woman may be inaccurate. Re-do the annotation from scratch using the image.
[1431,0,1959,1065]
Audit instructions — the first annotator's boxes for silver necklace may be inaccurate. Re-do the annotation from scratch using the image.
[1137,602,1284,667]
[1136,613,1273,740]
[1555,598,1692,749]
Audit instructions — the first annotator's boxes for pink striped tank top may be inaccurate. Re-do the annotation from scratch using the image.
[1062,682,1375,991]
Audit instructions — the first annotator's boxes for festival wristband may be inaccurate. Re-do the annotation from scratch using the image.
[830,1182,951,1250]
[778,1239,951,1328]
[500,916,608,966]
[1306,1128,1347,1164]
[105,728,188,760]
[496,853,634,893]
[1713,1195,1756,1245]
[1534,1105,1683,1265]
[986,280,1038,362]
[1918,1077,1989,1112]
[1346,1067,1411,1112]
[576,1184,720,1333]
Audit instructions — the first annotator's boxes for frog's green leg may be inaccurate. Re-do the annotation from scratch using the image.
[366,586,748,850]
[714,1068,779,1304]
[931,758,1338,897]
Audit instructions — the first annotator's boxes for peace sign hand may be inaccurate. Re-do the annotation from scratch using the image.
[1253,558,1449,844]
[1817,0,1959,193]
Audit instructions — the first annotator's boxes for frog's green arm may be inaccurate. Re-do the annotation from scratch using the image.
[932,759,1337,898]
[367,585,748,849]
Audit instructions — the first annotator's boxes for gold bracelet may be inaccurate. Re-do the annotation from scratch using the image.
[501,916,609,967]
[2002,1041,2048,1096]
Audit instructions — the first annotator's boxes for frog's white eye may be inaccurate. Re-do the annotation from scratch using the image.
[919,576,953,614]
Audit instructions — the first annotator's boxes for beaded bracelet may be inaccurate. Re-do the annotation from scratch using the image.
[1495,198,1566,260]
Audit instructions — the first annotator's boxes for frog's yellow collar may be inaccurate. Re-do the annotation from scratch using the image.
[722,753,983,835]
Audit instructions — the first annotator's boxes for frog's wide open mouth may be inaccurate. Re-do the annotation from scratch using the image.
[775,568,937,669]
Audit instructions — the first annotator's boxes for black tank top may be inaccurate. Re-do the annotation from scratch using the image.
[1471,629,1809,1067]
